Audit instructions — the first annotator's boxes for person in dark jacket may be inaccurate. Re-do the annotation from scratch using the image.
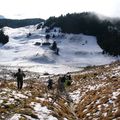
[47,77,53,90]
[14,68,25,89]
[65,74,72,86]
[57,75,66,93]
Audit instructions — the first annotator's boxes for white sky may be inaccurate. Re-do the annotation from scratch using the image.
[0,0,120,19]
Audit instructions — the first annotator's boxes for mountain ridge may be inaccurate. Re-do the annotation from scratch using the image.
[0,18,44,28]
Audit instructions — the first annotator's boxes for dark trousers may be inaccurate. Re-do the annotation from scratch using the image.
[47,84,52,90]
[17,80,23,89]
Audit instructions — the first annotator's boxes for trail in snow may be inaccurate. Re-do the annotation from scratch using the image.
[0,25,119,74]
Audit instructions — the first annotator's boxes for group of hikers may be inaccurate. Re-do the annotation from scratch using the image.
[14,68,72,92]
[13,68,72,103]
[47,74,72,91]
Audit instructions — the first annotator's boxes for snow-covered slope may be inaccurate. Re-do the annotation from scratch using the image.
[0,25,119,74]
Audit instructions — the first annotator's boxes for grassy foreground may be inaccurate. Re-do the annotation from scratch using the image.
[0,61,120,120]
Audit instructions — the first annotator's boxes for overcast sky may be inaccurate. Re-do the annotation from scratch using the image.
[0,0,120,19]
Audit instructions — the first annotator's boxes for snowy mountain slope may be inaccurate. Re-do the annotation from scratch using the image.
[0,25,119,74]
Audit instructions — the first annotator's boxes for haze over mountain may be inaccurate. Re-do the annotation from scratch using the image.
[0,15,5,19]
[1,0,120,19]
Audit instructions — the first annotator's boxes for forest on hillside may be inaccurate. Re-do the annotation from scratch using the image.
[44,12,120,56]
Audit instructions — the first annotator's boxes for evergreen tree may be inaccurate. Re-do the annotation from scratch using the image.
[0,29,9,44]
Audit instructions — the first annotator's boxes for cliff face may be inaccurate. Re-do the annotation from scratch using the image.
[0,61,120,120]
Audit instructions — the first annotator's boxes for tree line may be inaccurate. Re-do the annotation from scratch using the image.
[0,18,44,28]
[0,29,9,44]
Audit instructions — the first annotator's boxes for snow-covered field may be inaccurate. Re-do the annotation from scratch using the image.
[0,25,119,74]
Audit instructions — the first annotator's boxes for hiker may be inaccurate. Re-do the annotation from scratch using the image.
[56,75,72,102]
[47,77,53,90]
[65,74,72,86]
[14,68,25,90]
[57,75,66,93]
